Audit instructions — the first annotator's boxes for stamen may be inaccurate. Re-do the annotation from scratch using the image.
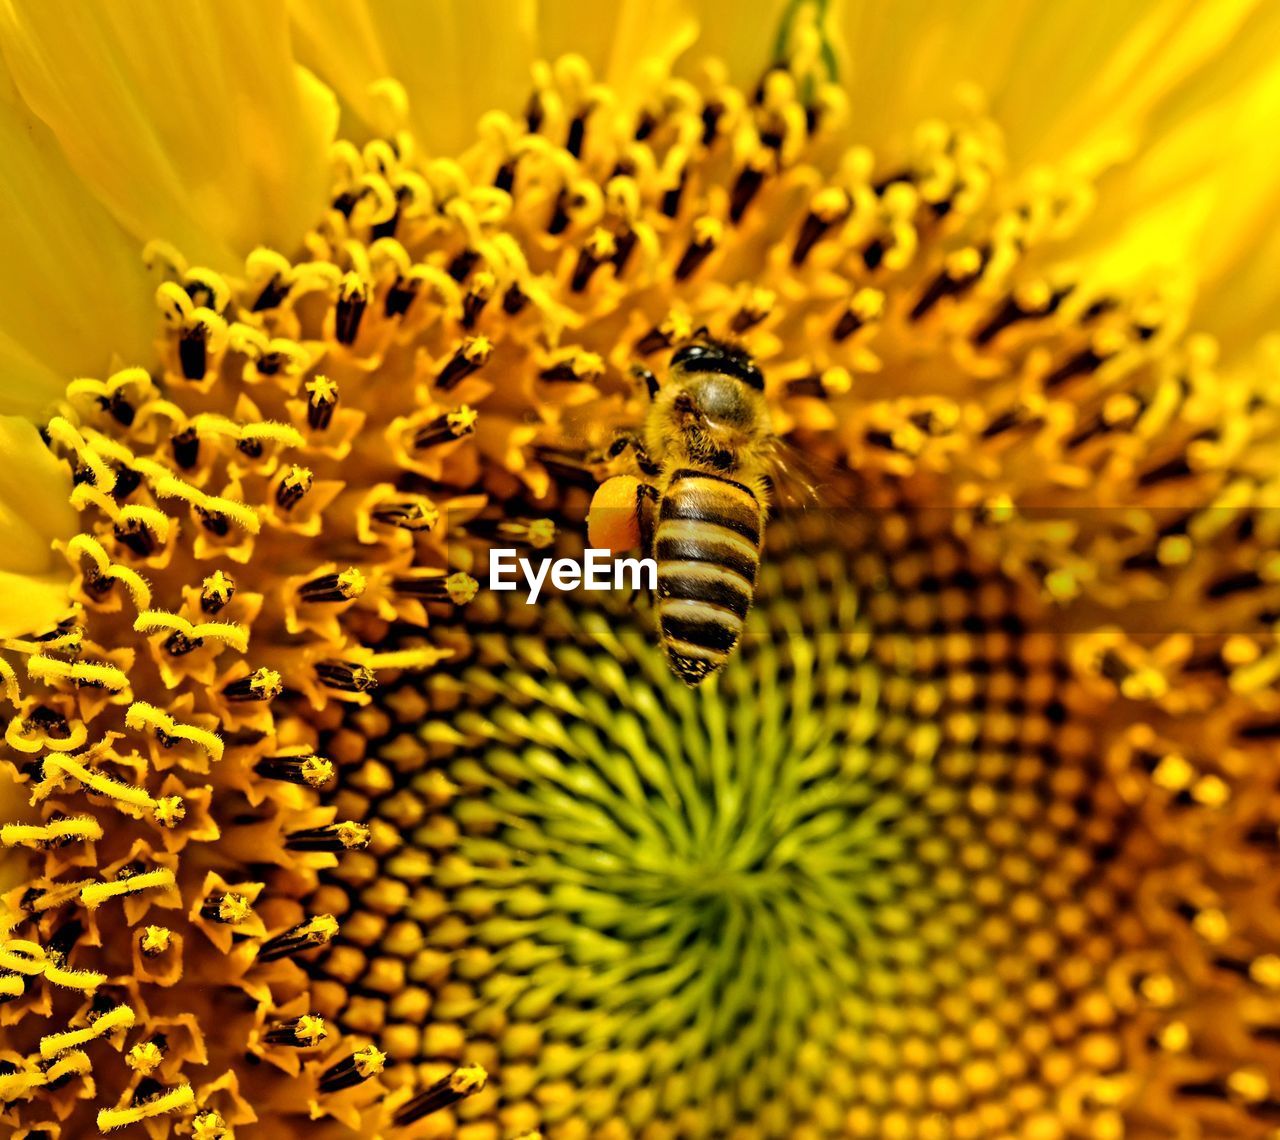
[315,660,377,694]
[370,495,439,532]
[253,751,334,788]
[191,1110,230,1139]
[392,1064,488,1125]
[275,465,313,510]
[263,1015,328,1047]
[298,568,367,603]
[200,571,236,614]
[139,927,172,957]
[257,914,339,962]
[335,273,369,345]
[413,406,478,449]
[391,571,479,604]
[318,1045,387,1093]
[675,217,722,280]
[222,668,282,702]
[305,375,339,430]
[200,892,253,925]
[435,336,493,390]
[285,822,371,853]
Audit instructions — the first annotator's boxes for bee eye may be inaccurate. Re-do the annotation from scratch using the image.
[742,363,765,391]
[671,345,709,367]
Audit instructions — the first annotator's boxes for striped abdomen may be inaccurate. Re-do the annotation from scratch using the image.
[654,469,762,686]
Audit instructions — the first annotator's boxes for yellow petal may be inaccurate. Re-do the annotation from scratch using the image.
[536,0,698,97]
[834,0,1262,174]
[678,0,794,85]
[0,0,338,271]
[0,75,153,418]
[290,0,698,152]
[0,415,75,637]
[1052,1,1280,352]
[290,0,540,155]
[831,0,1279,353]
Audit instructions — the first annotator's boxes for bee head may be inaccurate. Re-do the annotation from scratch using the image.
[668,338,765,431]
[669,339,764,391]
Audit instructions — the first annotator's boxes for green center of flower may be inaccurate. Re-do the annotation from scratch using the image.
[314,517,1157,1138]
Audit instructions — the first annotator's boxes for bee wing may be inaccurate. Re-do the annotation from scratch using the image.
[763,438,859,512]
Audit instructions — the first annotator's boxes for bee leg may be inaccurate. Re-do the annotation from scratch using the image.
[606,432,661,477]
[632,482,660,606]
[629,364,660,401]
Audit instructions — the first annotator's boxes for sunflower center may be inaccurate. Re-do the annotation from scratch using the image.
[311,516,1154,1138]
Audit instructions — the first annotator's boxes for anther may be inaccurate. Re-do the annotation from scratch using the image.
[299,568,367,604]
[384,275,419,318]
[391,571,480,604]
[275,466,313,510]
[335,273,369,346]
[253,751,334,788]
[909,247,986,320]
[252,273,290,313]
[413,407,477,449]
[731,288,775,334]
[264,1014,328,1048]
[163,630,203,657]
[571,229,617,292]
[393,1064,488,1126]
[200,892,252,925]
[222,667,282,703]
[170,428,199,470]
[139,926,172,957]
[448,248,481,283]
[152,796,186,828]
[660,167,688,218]
[200,571,236,614]
[285,822,371,852]
[675,219,722,281]
[114,519,158,559]
[127,1041,164,1075]
[793,187,852,266]
[111,466,142,501]
[191,1110,230,1140]
[179,324,211,380]
[833,287,886,341]
[198,508,229,536]
[257,914,339,962]
[305,376,339,431]
[540,351,606,383]
[435,337,493,390]
[104,390,136,427]
[973,285,1070,347]
[319,1045,387,1094]
[502,282,529,315]
[316,660,377,694]
[1044,342,1113,390]
[635,312,694,355]
[729,152,771,222]
[462,271,497,328]
[371,495,439,532]
[471,517,556,549]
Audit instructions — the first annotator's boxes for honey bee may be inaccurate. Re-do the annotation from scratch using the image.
[587,336,778,686]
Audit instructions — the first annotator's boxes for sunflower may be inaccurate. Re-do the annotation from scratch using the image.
[2,0,1280,1137]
